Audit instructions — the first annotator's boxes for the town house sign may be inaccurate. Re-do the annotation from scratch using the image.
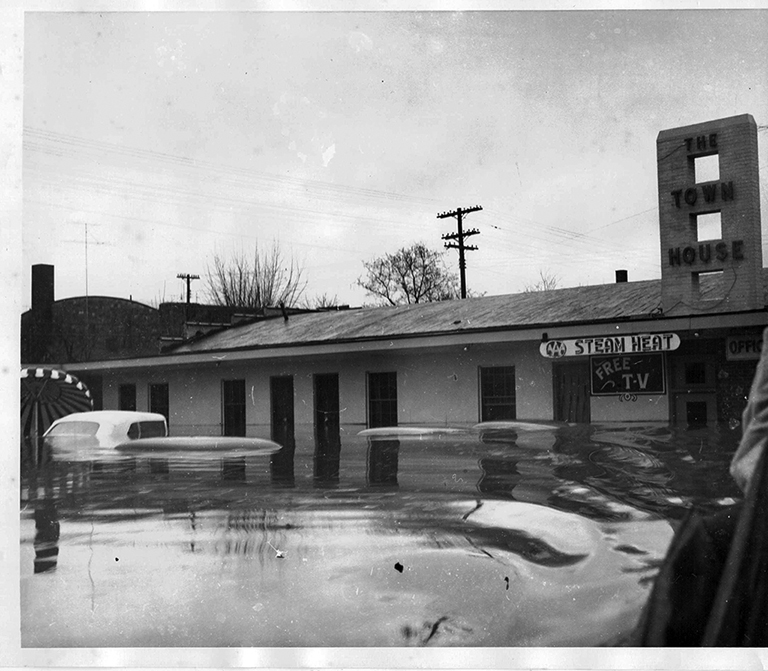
[667,132,744,268]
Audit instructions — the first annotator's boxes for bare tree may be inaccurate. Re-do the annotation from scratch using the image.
[357,242,461,306]
[523,269,560,293]
[205,242,307,309]
[302,292,341,310]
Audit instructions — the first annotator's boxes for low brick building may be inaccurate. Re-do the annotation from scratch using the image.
[20,265,305,407]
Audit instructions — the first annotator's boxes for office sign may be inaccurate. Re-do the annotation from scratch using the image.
[726,335,763,361]
[540,333,680,359]
[591,354,666,396]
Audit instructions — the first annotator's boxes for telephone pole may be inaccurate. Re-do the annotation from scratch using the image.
[438,205,482,299]
[177,273,200,304]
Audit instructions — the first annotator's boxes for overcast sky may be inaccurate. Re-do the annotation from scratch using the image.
[19,8,768,310]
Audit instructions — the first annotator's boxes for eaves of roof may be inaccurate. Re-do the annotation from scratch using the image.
[168,279,665,355]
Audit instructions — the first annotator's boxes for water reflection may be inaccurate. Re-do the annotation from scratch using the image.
[314,425,341,487]
[20,422,745,647]
[149,458,169,476]
[24,467,62,574]
[472,423,743,521]
[367,439,400,487]
[221,457,246,482]
[480,527,589,567]
[24,422,743,522]
[270,403,296,486]
[218,508,289,559]
[270,444,295,486]
[33,500,60,574]
[478,456,521,498]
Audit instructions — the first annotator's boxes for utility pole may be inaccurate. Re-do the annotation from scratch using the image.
[177,273,200,304]
[438,205,482,299]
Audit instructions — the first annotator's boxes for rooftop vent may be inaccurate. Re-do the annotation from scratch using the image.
[32,264,54,310]
[615,269,628,283]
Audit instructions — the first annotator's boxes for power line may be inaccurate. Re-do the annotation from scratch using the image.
[176,273,200,304]
[24,126,677,275]
[438,205,482,299]
[23,126,446,209]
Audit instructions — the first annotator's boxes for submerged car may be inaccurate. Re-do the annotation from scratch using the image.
[44,410,283,461]
[43,410,168,453]
[115,435,283,456]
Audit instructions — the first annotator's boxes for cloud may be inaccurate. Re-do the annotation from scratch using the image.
[348,31,373,53]
[322,144,336,167]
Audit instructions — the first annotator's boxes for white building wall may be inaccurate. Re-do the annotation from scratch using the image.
[100,339,558,436]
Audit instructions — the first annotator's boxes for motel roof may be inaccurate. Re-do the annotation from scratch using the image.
[167,274,767,356]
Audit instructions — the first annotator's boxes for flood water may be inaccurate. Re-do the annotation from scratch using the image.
[20,422,744,647]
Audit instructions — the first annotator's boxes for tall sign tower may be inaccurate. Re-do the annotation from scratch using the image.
[657,114,763,316]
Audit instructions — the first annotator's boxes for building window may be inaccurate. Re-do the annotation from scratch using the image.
[684,361,708,386]
[149,382,170,424]
[367,372,397,428]
[693,153,719,183]
[693,270,726,301]
[222,379,246,436]
[480,366,516,421]
[118,383,136,411]
[693,211,722,241]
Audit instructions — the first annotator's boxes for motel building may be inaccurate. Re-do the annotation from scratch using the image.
[51,114,766,445]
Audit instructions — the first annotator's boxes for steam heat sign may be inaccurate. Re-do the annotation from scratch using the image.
[590,354,666,396]
[539,333,680,358]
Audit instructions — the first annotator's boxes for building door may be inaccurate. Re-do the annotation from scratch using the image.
[221,379,246,436]
[270,375,296,484]
[669,354,718,427]
[149,382,169,425]
[270,376,295,449]
[118,383,136,411]
[553,361,591,423]
[314,373,340,483]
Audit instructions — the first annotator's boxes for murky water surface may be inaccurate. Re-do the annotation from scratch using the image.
[20,422,743,647]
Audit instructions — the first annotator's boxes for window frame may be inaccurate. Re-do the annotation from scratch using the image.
[479,365,517,422]
[367,371,398,428]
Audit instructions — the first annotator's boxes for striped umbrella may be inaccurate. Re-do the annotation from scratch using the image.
[20,367,93,444]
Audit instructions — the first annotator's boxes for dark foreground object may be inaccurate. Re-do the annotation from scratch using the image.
[631,448,768,646]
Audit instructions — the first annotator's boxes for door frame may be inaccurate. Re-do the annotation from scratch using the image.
[552,360,591,423]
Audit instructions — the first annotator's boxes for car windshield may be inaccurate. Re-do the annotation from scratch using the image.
[138,420,167,438]
[127,421,167,439]
[46,421,99,437]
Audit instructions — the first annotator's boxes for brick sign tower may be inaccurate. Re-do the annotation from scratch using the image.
[657,114,763,316]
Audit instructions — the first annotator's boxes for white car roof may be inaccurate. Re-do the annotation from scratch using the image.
[46,410,167,432]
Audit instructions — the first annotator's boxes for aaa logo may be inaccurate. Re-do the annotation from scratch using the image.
[544,340,567,358]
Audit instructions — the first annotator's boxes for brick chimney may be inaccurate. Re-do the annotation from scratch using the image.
[29,264,54,362]
[32,264,54,311]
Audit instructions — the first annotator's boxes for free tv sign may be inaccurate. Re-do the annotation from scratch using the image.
[590,354,666,396]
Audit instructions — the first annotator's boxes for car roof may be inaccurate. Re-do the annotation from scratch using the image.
[49,410,167,428]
